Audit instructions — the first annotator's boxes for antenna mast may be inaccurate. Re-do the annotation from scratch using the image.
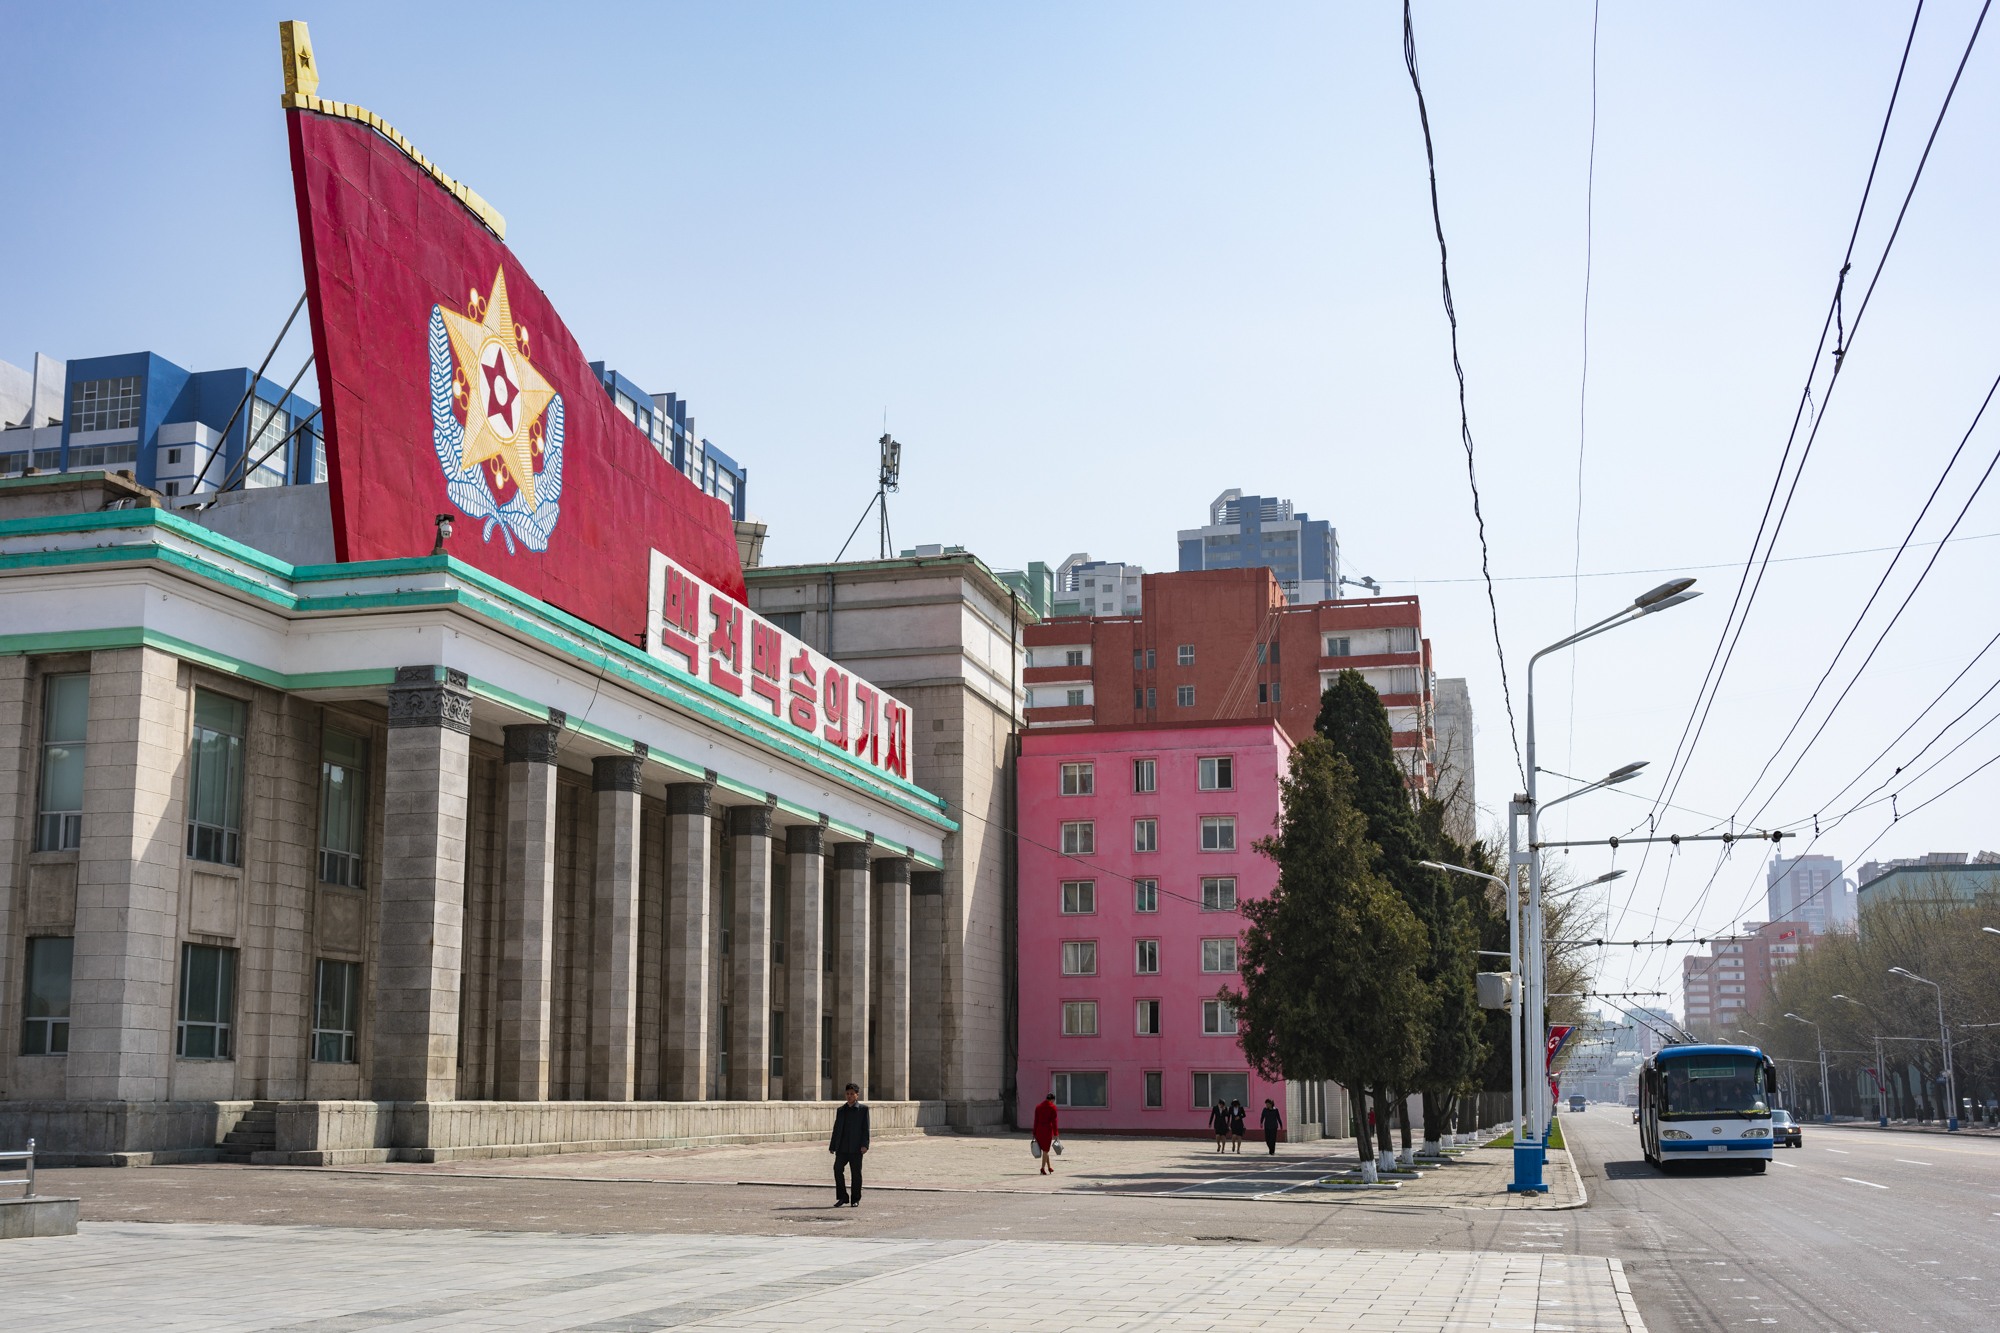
[877,432,901,559]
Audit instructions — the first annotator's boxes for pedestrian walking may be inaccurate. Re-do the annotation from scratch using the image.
[1228,1099,1246,1153]
[1033,1092,1060,1175]
[1209,1099,1229,1151]
[829,1082,869,1207]
[1260,1098,1283,1155]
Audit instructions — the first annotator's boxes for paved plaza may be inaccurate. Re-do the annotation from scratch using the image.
[14,1222,1643,1332]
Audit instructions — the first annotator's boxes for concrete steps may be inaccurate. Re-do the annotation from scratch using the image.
[217,1101,283,1163]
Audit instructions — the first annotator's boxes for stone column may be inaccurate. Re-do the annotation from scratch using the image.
[785,825,826,1101]
[874,857,912,1102]
[589,753,643,1100]
[372,666,473,1103]
[68,646,184,1101]
[728,804,773,1101]
[664,781,713,1100]
[909,869,945,1100]
[832,842,871,1098]
[494,721,559,1101]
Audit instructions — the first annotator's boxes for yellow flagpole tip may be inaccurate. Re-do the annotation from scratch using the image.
[280,21,319,98]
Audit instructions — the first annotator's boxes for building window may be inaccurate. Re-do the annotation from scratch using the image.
[1389,626,1419,654]
[1268,640,1280,665]
[1144,1071,1164,1108]
[1133,819,1157,853]
[1062,1002,1098,1036]
[1256,643,1266,665]
[1176,685,1195,707]
[187,690,247,866]
[1133,688,1143,709]
[1052,1071,1107,1107]
[768,611,803,635]
[1198,756,1234,791]
[36,673,88,852]
[1133,759,1156,793]
[1388,667,1420,695]
[1258,683,1268,704]
[311,959,359,1063]
[1135,939,1159,974]
[69,376,141,434]
[177,944,236,1059]
[1201,877,1237,911]
[1133,879,1158,913]
[245,398,291,487]
[1065,650,1084,667]
[1177,645,1194,666]
[1061,763,1094,796]
[1061,821,1095,854]
[1325,636,1350,657]
[166,447,184,465]
[1270,681,1281,702]
[1061,881,1096,914]
[1136,999,1161,1035]
[1146,649,1156,669]
[821,1015,833,1079]
[318,730,368,889]
[1202,938,1239,973]
[1066,690,1085,707]
[1194,1070,1248,1108]
[1146,688,1157,709]
[1200,816,1236,851]
[22,936,73,1056]
[1062,941,1098,975]
[771,1012,785,1078]
[1132,650,1143,669]
[1202,999,1238,1035]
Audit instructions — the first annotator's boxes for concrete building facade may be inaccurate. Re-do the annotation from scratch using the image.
[1680,919,1815,1035]
[1023,569,1437,793]
[1765,854,1855,935]
[742,550,1029,1128]
[1052,554,1145,619]
[0,474,951,1164]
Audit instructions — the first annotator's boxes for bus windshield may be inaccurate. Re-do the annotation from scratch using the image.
[1659,1055,1768,1118]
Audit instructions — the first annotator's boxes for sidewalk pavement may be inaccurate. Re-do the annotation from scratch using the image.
[212,1129,1582,1210]
[9,1222,1646,1332]
[1816,1118,2000,1139]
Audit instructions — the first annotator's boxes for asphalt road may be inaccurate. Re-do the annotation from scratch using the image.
[39,1112,2000,1330]
[1560,1106,2000,1330]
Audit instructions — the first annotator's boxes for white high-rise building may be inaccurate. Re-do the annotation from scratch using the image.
[1767,854,1855,934]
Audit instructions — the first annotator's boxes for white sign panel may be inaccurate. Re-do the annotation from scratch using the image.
[647,549,913,781]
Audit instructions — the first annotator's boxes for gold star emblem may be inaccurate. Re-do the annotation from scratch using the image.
[439,265,555,509]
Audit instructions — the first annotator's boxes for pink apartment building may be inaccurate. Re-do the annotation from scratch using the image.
[1017,720,1294,1133]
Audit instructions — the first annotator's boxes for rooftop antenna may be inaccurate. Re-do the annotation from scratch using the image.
[833,424,904,563]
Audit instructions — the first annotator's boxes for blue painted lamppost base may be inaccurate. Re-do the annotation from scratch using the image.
[1507,1143,1548,1193]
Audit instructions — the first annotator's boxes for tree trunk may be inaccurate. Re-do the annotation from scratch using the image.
[1422,1091,1452,1153]
[1396,1093,1414,1165]
[1349,1082,1376,1182]
[1370,1086,1397,1172]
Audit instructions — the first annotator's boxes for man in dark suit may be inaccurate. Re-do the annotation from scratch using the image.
[829,1082,870,1207]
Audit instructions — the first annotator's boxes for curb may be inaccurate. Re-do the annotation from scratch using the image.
[1609,1257,1649,1332]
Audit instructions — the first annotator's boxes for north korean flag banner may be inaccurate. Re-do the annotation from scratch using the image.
[284,102,745,638]
[1546,1025,1575,1067]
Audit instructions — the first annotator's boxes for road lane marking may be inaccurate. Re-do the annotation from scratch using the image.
[1771,1159,1798,1167]
[1824,1149,1850,1154]
[1842,1177,1888,1189]
[1894,1159,1932,1165]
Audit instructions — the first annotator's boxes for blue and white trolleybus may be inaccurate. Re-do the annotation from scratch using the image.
[1638,1043,1776,1173]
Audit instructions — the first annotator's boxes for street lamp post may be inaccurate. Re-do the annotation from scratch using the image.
[1420,858,1512,1154]
[1831,995,1888,1127]
[1890,967,1957,1131]
[1519,578,1700,1186]
[1783,1014,1832,1123]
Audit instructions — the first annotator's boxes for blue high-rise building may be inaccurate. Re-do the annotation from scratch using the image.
[1176,489,1340,603]
[588,363,748,523]
[0,351,320,499]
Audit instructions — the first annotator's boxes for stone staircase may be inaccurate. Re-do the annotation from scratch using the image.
[217,1101,283,1163]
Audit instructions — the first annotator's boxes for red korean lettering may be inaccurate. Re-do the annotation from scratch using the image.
[788,649,819,732]
[822,668,849,746]
[854,684,879,765]
[748,621,783,716]
[884,702,908,778]
[707,593,744,696]
[657,565,702,672]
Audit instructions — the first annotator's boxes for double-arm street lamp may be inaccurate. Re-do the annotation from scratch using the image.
[1831,995,1889,1127]
[1501,576,1699,1194]
[1783,1013,1832,1123]
[1890,967,1958,1130]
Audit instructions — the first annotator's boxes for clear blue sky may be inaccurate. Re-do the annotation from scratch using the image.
[6,2,1997,1001]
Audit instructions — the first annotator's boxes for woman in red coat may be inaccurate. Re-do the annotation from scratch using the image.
[1033,1094,1060,1175]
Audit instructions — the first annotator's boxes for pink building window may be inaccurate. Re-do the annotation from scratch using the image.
[1202,999,1237,1035]
[1133,758,1156,792]
[1200,877,1237,911]
[1134,939,1159,974]
[1062,941,1097,975]
[1063,1001,1098,1036]
[1136,999,1161,1034]
[1061,821,1095,854]
[1062,762,1094,795]
[1133,819,1157,852]
[1198,756,1233,791]
[1201,938,1238,973]
[1060,881,1095,914]
[1134,879,1158,912]
[1200,817,1235,851]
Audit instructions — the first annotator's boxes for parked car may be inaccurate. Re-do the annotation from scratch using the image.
[1771,1108,1802,1148]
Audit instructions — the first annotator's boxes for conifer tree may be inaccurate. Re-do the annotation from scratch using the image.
[1225,736,1428,1175]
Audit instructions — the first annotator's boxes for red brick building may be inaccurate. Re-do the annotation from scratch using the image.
[1022,568,1437,789]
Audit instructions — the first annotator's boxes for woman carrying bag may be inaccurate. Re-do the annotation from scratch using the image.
[1033,1093,1060,1175]
[1208,1099,1229,1151]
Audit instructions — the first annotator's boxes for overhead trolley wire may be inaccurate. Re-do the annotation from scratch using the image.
[1401,0,1525,789]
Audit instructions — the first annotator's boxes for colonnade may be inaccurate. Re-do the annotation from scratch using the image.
[373,668,914,1105]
